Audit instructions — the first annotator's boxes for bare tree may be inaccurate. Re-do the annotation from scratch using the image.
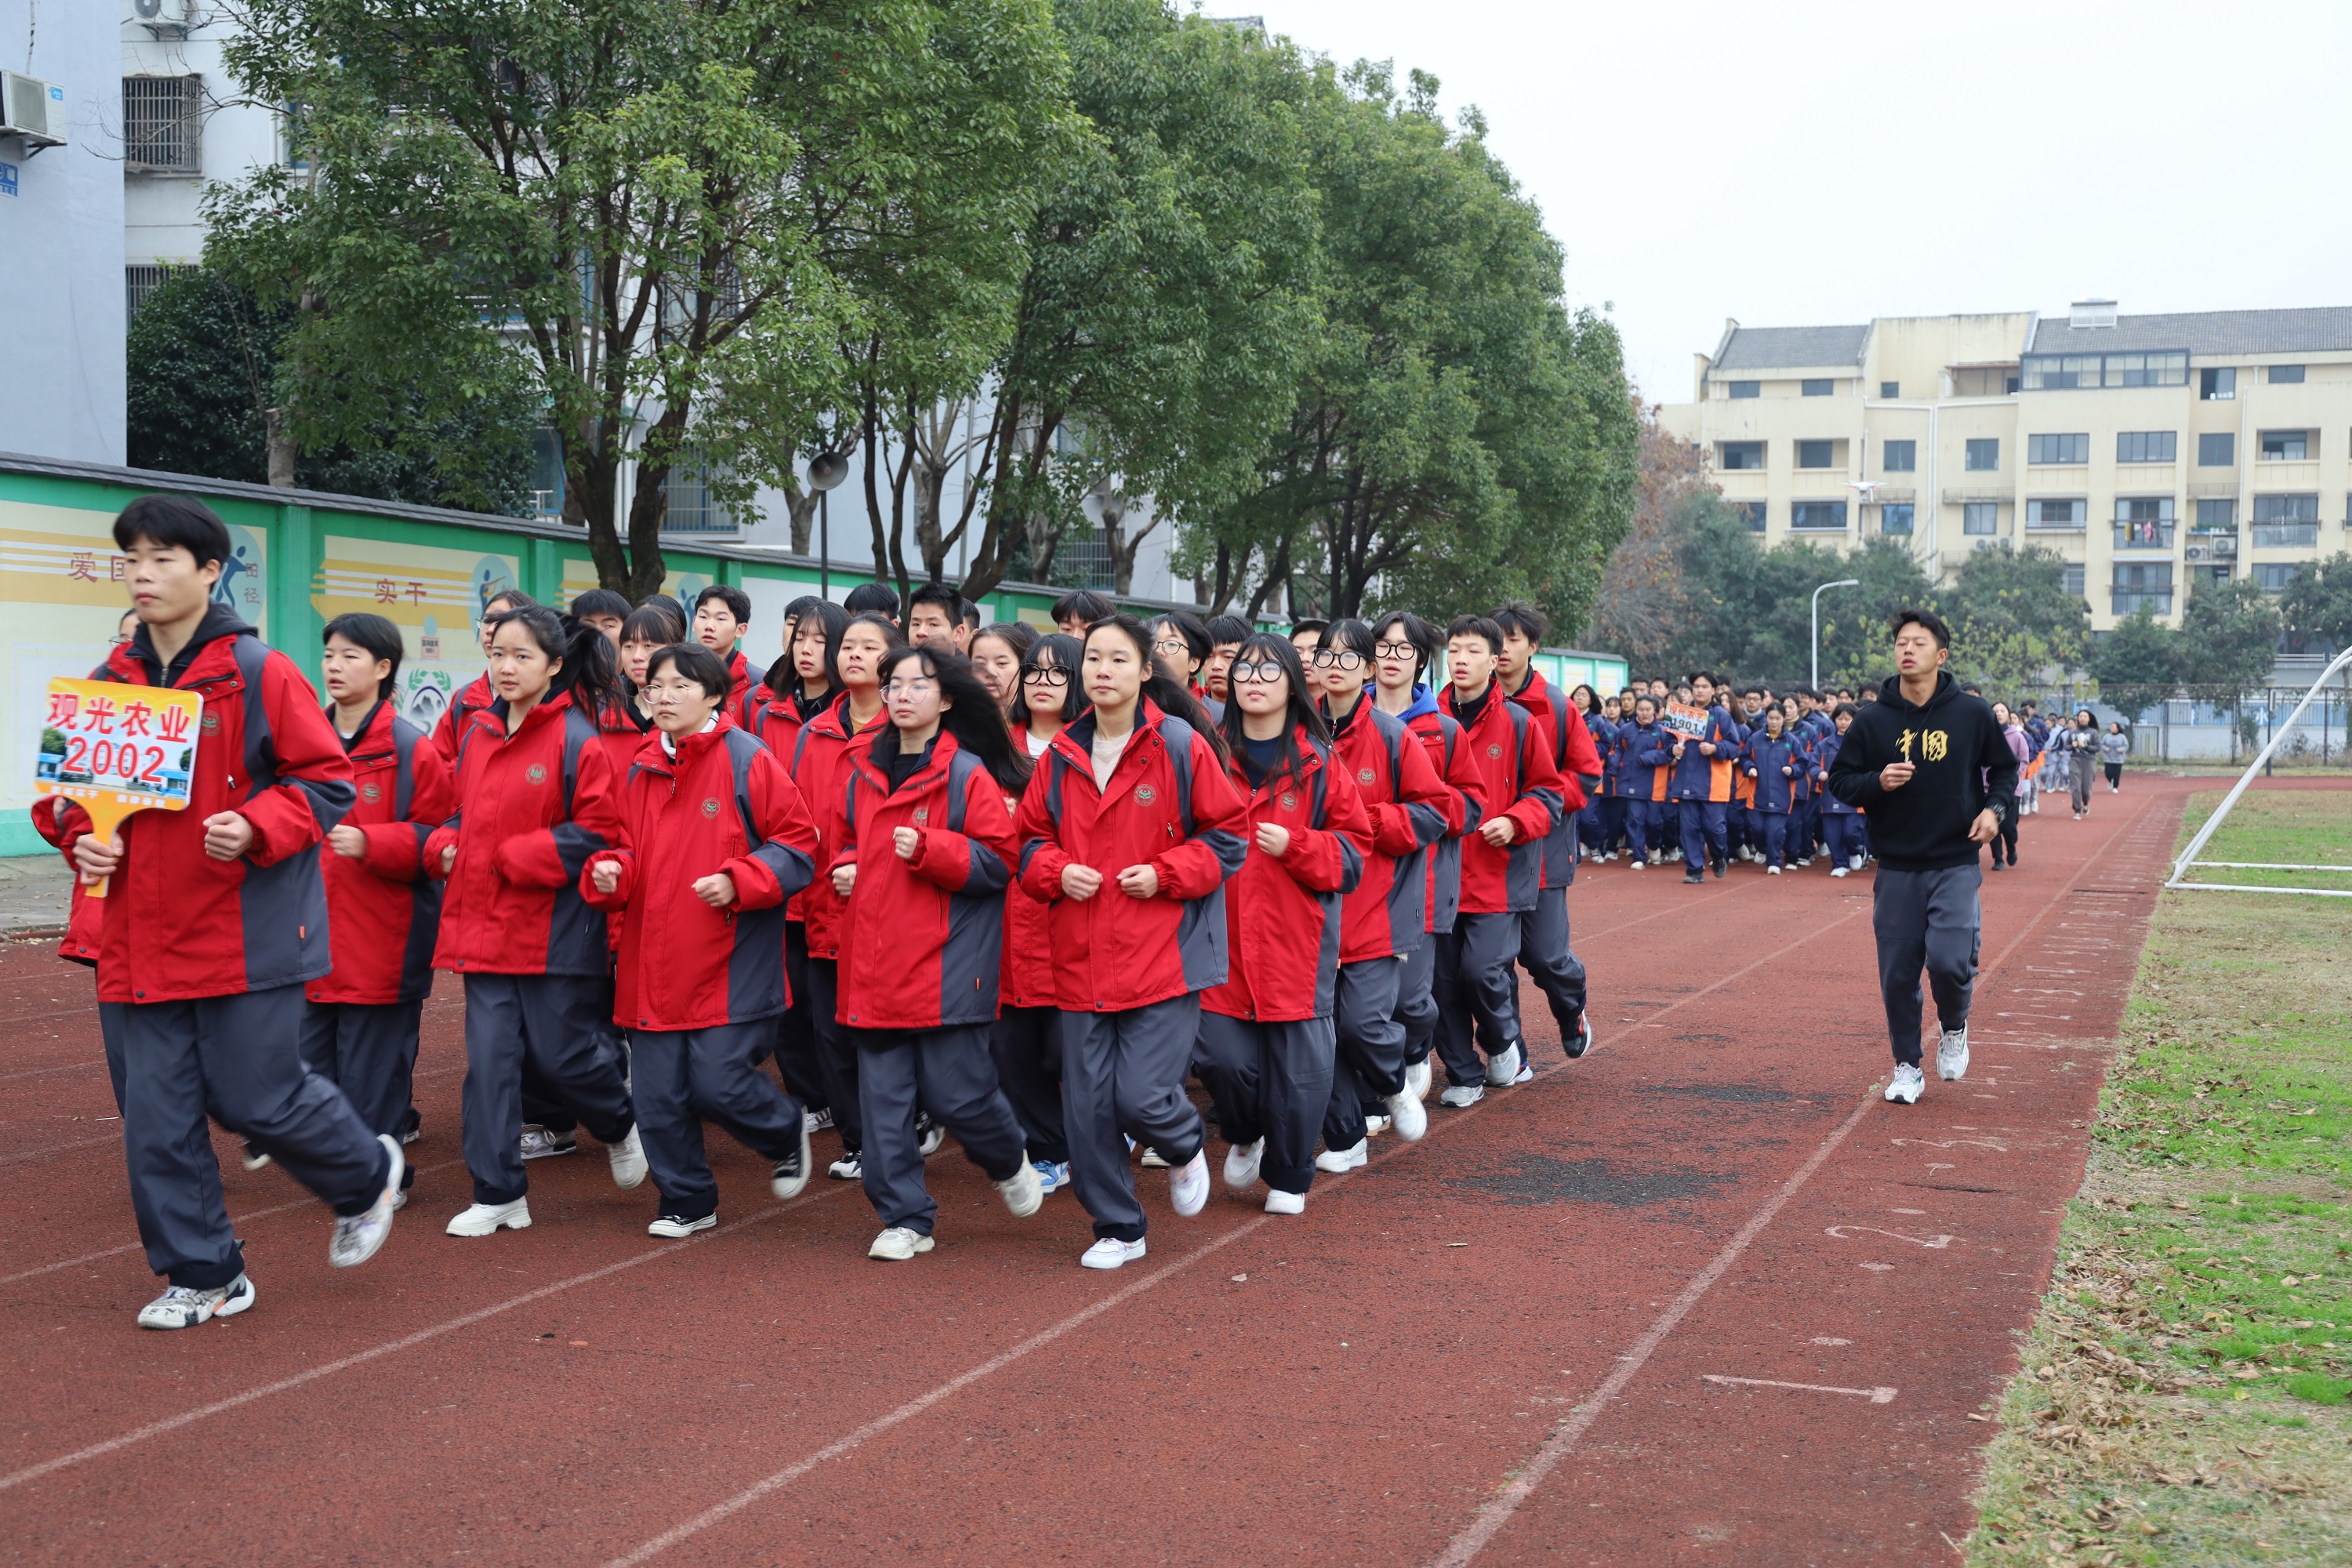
[1590,398,1711,670]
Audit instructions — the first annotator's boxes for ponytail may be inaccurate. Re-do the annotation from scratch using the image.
[486,604,622,721]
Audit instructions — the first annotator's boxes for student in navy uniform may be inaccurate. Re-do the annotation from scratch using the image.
[1613,695,1671,868]
[66,496,403,1329]
[1737,704,1803,873]
[1815,703,1864,876]
[1664,673,1741,884]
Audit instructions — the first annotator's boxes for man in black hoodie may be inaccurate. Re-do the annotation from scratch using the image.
[1828,609,2016,1105]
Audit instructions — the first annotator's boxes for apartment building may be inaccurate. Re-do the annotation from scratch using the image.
[1657,303,2352,631]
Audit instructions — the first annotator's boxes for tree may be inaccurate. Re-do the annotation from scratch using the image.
[216,0,1069,598]
[2279,553,2352,654]
[126,268,535,513]
[2089,606,2180,720]
[1589,403,1719,669]
[2176,576,2282,695]
[1943,543,2090,695]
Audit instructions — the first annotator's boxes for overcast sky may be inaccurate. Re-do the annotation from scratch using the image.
[1243,0,2352,405]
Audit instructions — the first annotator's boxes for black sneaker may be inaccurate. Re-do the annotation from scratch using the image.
[771,1118,813,1201]
[398,1107,422,1145]
[1710,855,1725,879]
[1565,1012,1594,1059]
[1682,872,1704,884]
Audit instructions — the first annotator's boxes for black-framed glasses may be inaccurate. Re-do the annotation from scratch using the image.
[1372,641,1417,659]
[1151,637,1190,658]
[1022,666,1071,687]
[1311,649,1365,671]
[1229,661,1287,684]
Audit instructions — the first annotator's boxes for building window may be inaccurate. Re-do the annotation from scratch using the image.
[2021,354,2102,391]
[2259,430,2310,460]
[1881,439,1916,473]
[2251,494,2320,547]
[2114,496,2174,549]
[2197,432,2234,466]
[1964,438,1999,472]
[1795,440,1834,469]
[1963,503,2000,535]
[2199,366,2236,401]
[1734,501,1767,532]
[2026,499,2085,530]
[528,428,565,519]
[1718,441,1764,471]
[2189,563,2233,591]
[123,75,204,174]
[1790,502,1847,532]
[1880,381,1899,399]
[2268,364,2306,384]
[2106,352,2188,388]
[2063,563,2086,597]
[2027,433,2089,465]
[2254,563,2303,593]
[2021,350,2189,390]
[2194,499,2237,532]
[1880,503,1914,535]
[1801,379,1833,397]
[661,445,736,534]
[2111,562,2174,616]
[2116,430,2176,463]
[1727,380,1760,399]
[124,263,191,327]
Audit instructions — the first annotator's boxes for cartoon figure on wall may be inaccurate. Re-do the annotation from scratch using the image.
[209,527,267,617]
[471,556,519,620]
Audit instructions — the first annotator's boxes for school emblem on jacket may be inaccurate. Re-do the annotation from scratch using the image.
[1279,791,1298,811]
[1358,767,1375,783]
[361,783,382,802]
[1135,785,1156,804]
[525,764,547,784]
[200,712,220,735]
[701,797,721,818]
[1486,743,1502,758]
[913,806,930,824]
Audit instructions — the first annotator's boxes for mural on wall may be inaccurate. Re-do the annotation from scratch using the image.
[314,535,520,731]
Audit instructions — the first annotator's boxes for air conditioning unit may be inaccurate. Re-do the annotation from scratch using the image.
[2184,545,2205,561]
[2214,535,2238,560]
[132,0,197,36]
[1,71,67,151]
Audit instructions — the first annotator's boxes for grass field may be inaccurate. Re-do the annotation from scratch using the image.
[1965,788,2352,1567]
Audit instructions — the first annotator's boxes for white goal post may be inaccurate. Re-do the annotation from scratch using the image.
[2166,644,2352,897]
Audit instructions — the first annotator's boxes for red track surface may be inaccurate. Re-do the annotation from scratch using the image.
[4,775,2314,1566]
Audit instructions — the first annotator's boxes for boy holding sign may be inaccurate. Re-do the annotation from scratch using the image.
[60,497,405,1330]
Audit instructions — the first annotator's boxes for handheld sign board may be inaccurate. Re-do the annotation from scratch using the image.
[34,677,205,899]
[1661,702,1711,742]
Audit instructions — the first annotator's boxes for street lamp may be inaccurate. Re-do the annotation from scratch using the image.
[807,449,851,598]
[1812,578,1860,691]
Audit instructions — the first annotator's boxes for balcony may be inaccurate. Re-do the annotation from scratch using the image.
[2114,521,2174,550]
[2251,521,2320,549]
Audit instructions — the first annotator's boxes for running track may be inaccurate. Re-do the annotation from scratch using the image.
[0,775,2285,1565]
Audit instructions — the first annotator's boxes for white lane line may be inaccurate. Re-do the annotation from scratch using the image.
[1701,1374,1897,1404]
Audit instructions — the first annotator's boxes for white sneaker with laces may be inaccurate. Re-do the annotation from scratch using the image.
[1264,1188,1306,1215]
[1315,1140,1367,1174]
[1936,1023,1971,1082]
[445,1198,532,1236]
[771,1118,814,1201]
[1884,1063,1926,1105]
[1404,1060,1432,1102]
[648,1214,717,1239]
[1080,1236,1145,1270]
[1485,1043,1522,1087]
[1033,1159,1069,1194]
[1222,1138,1264,1192]
[804,1107,833,1133]
[997,1157,1045,1218]
[136,1273,256,1330]
[517,1124,575,1160]
[1439,1083,1483,1108]
[917,1116,946,1159]
[328,1134,404,1269]
[828,1152,862,1181]
[1365,1112,1392,1136]
[1139,1144,1171,1169]
[1169,1150,1210,1216]
[608,1125,648,1189]
[1385,1088,1428,1142]
[869,1226,935,1261]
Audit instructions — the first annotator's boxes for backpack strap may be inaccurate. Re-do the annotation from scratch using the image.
[390,714,422,820]
[943,746,980,834]
[232,634,281,799]
[1156,715,1198,838]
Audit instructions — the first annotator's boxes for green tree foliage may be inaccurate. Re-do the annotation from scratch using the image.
[126,269,534,513]
[215,0,1069,598]
[2089,606,2180,720]
[2279,553,2352,653]
[1942,543,2090,694]
[2176,576,2283,695]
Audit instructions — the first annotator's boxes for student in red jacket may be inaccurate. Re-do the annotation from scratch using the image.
[65,497,402,1329]
[429,606,644,1237]
[791,611,902,1181]
[1196,635,1374,1215]
[690,585,764,718]
[1311,619,1450,1171]
[828,647,1043,1259]
[1494,602,1599,1062]
[995,633,1087,1196]
[1432,615,1564,1105]
[432,586,537,762]
[303,613,452,1195]
[1014,616,1247,1269]
[583,643,819,1236]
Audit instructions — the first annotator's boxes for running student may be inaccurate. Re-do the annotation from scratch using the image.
[433,586,537,760]
[1493,601,1599,1060]
[1813,704,1864,876]
[1014,615,1247,1269]
[1196,633,1374,1214]
[829,646,1043,1259]
[305,613,452,1197]
[996,633,1087,1196]
[1312,619,1449,1171]
[1827,609,2015,1106]
[1433,615,1564,1102]
[689,585,764,717]
[67,495,402,1330]
[430,605,644,1235]
[1737,703,1801,873]
[1613,695,1671,869]
[1665,673,1740,884]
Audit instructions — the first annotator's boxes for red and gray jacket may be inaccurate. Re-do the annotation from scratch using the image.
[829,730,1019,1031]
[426,691,622,978]
[746,684,832,770]
[308,699,452,1006]
[583,721,817,1031]
[788,694,881,958]
[56,607,354,1004]
[1014,702,1248,1014]
[1437,681,1563,915]
[1400,691,1483,935]
[1203,729,1373,1023]
[431,672,494,762]
[1327,699,1452,963]
[1505,670,1600,887]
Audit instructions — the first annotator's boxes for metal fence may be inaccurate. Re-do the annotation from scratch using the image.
[2025,684,2352,767]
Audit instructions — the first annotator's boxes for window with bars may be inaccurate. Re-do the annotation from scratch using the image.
[661,446,736,535]
[124,263,191,326]
[123,75,202,173]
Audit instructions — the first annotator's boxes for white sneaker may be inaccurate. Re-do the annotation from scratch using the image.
[1766,865,1781,876]
[869,1226,934,1261]
[608,1126,648,1189]
[328,1134,404,1269]
[241,1142,272,1172]
[1850,853,1864,870]
[1512,1060,1534,1085]
[1169,1150,1210,1216]
[997,1157,1044,1218]
[917,1114,946,1159]
[1264,1188,1306,1215]
[804,1107,833,1133]
[517,1124,576,1160]
[446,1198,532,1236]
[1628,859,1645,871]
[1439,1083,1484,1108]
[828,1152,862,1181]
[1404,1060,1432,1102]
[1139,1144,1171,1169]
[1223,1138,1264,1192]
[1831,866,1849,878]
[1316,1140,1368,1174]
[1080,1236,1145,1270]
[1033,1159,1069,1194]
[136,1272,255,1330]
[1884,1063,1926,1105]
[1385,1089,1428,1142]
[648,1213,717,1239]
[1485,1043,1522,1087]
[1365,1113,1392,1136]
[1936,1024,1970,1082]
[771,1118,813,1200]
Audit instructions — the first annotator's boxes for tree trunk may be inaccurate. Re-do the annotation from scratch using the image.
[1096,481,1160,597]
[263,408,297,488]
